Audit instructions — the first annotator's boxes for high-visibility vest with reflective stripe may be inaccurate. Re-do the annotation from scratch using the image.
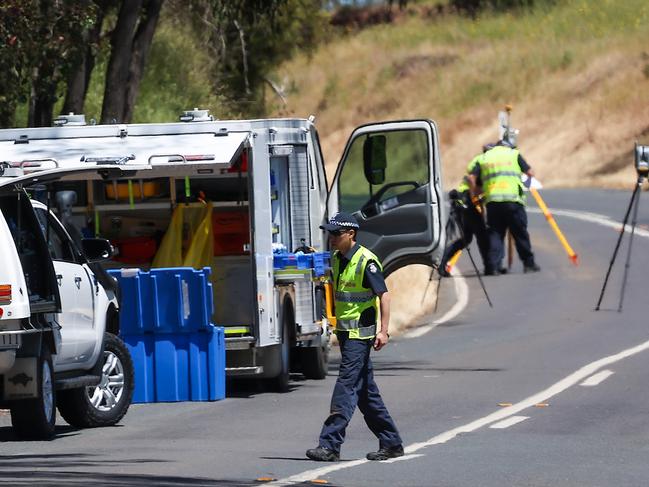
[332,245,381,340]
[457,154,482,193]
[479,146,525,205]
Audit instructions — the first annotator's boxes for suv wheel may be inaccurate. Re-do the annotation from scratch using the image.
[57,332,134,428]
[10,345,56,439]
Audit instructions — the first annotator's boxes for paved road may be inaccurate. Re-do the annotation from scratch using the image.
[2,188,649,487]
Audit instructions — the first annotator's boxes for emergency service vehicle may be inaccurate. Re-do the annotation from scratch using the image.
[0,111,445,393]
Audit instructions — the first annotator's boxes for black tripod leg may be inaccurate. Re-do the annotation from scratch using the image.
[595,182,640,310]
[618,180,643,312]
[453,203,493,307]
[465,247,493,308]
[434,273,442,314]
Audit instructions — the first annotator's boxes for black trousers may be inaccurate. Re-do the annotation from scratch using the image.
[441,204,490,269]
[486,202,535,271]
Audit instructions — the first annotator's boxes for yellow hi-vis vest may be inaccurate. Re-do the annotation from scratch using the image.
[457,154,483,193]
[332,245,381,340]
[479,145,525,205]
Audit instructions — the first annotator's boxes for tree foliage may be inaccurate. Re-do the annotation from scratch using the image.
[450,0,554,17]
[0,1,98,127]
[190,0,328,116]
[0,0,325,128]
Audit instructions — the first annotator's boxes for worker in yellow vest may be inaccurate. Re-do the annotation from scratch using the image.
[439,153,491,276]
[468,133,541,275]
[306,212,403,462]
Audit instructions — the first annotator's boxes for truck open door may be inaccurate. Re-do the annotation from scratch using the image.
[328,120,445,276]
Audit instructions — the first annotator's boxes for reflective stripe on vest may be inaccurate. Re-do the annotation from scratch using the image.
[332,245,381,340]
[479,146,524,205]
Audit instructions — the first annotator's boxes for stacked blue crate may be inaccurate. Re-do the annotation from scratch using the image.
[108,267,225,403]
[273,251,330,275]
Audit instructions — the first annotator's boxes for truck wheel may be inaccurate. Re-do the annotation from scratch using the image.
[301,344,329,380]
[57,333,134,428]
[10,346,56,439]
[271,319,291,393]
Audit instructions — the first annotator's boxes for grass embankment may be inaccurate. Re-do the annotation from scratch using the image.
[270,0,649,333]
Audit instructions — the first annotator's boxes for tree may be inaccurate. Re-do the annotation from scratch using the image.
[0,1,97,127]
[194,0,327,116]
[101,0,165,123]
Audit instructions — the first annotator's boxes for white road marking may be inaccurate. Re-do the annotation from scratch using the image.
[267,207,649,486]
[404,269,469,339]
[580,369,614,387]
[268,337,649,486]
[527,207,649,239]
[489,415,529,429]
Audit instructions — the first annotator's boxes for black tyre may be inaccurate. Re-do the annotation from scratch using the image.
[271,319,291,393]
[301,344,329,380]
[57,332,134,428]
[10,346,56,439]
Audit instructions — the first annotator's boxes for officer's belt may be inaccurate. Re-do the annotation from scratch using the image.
[335,290,375,303]
[336,319,377,338]
[482,171,521,181]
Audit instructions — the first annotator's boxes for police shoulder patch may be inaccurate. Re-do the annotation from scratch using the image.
[367,263,378,274]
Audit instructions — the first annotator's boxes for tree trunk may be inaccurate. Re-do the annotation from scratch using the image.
[62,8,106,116]
[28,64,57,128]
[101,0,144,124]
[123,0,164,123]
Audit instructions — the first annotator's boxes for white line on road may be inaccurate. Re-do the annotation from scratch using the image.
[404,269,469,339]
[268,337,649,486]
[580,369,614,387]
[527,207,649,239]
[489,415,529,429]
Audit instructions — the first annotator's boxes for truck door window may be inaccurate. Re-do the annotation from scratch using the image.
[338,129,429,213]
[34,209,75,262]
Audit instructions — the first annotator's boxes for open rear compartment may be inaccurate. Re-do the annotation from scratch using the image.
[50,151,256,334]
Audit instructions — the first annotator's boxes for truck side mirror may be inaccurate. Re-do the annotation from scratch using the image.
[81,238,113,262]
[363,135,387,185]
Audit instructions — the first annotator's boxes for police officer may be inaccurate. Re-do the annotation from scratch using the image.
[306,212,404,462]
[439,155,490,276]
[468,132,541,275]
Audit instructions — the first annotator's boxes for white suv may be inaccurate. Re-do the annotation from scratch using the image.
[0,187,134,439]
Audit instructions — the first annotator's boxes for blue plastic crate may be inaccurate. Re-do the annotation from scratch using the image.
[109,267,214,334]
[273,252,312,270]
[312,252,331,277]
[123,326,225,403]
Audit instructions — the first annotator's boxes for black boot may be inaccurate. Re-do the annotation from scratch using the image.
[306,446,339,462]
[366,445,404,461]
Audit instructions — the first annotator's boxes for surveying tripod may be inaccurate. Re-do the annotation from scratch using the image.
[424,196,493,308]
[595,175,646,312]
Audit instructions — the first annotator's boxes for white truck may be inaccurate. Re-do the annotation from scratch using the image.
[0,112,445,392]
[0,174,135,439]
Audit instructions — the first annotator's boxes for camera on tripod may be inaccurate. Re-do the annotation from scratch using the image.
[635,144,649,178]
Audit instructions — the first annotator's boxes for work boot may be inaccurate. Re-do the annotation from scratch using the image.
[498,267,508,275]
[438,266,450,278]
[366,445,404,461]
[524,263,541,273]
[306,446,339,462]
[483,268,497,276]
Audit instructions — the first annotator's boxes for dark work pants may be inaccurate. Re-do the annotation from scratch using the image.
[441,205,490,269]
[486,201,536,271]
[318,333,402,453]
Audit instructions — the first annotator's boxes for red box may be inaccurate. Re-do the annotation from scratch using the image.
[212,209,249,256]
[112,236,158,264]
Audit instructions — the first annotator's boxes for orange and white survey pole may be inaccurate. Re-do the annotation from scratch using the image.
[529,187,579,265]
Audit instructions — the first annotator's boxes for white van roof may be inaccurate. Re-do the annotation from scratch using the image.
[0,125,250,186]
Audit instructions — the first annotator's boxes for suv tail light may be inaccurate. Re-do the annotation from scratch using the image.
[0,284,12,305]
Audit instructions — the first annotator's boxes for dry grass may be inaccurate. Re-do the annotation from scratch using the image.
[269,0,649,334]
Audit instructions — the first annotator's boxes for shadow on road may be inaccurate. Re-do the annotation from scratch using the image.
[0,453,306,486]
